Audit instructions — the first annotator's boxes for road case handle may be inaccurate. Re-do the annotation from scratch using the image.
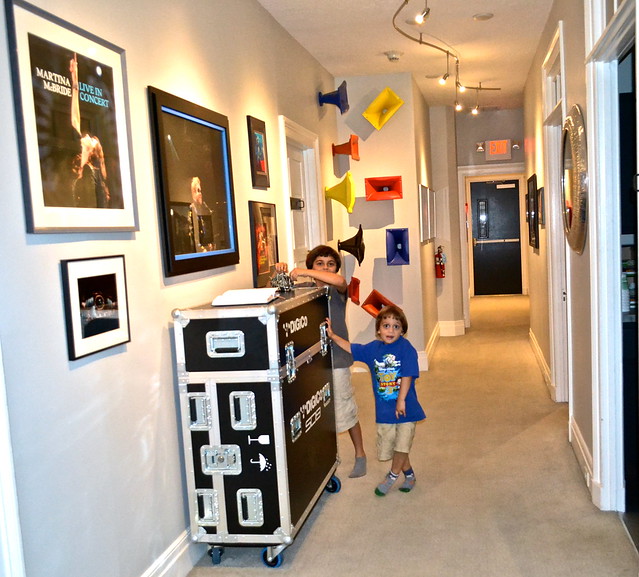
[206,330,245,358]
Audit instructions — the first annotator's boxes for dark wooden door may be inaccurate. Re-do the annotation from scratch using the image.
[471,180,522,295]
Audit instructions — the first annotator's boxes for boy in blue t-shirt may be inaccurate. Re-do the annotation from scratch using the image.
[327,305,425,496]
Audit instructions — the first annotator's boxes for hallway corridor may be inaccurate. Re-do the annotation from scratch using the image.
[187,295,639,576]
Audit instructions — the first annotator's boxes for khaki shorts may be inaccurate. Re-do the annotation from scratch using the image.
[333,367,359,433]
[376,422,417,461]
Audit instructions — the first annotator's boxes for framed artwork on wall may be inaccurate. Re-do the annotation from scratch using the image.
[148,86,240,277]
[418,184,430,242]
[5,0,137,232]
[527,174,539,249]
[248,201,278,287]
[247,115,270,188]
[60,255,130,360]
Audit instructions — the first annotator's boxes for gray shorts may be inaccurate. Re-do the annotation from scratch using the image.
[333,367,359,433]
[376,422,417,461]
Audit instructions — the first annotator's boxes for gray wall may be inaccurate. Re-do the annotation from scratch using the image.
[0,1,338,576]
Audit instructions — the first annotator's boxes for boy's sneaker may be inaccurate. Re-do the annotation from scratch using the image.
[374,472,398,496]
[399,475,416,493]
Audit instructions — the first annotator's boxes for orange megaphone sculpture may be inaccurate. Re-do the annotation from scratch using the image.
[332,134,360,161]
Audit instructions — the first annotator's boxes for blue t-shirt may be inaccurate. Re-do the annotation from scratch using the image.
[351,336,426,424]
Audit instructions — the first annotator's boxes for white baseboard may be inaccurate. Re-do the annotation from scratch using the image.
[528,328,555,400]
[140,530,205,577]
[438,320,465,337]
[570,416,594,498]
[419,322,440,372]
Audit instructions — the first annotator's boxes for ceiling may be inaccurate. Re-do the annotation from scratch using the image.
[255,0,555,110]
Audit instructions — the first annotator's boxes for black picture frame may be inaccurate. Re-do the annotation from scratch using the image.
[538,186,545,227]
[527,174,539,249]
[4,0,137,232]
[148,87,239,276]
[61,255,130,360]
[248,201,278,287]
[247,115,270,188]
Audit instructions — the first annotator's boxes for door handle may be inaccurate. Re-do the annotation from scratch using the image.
[474,238,520,245]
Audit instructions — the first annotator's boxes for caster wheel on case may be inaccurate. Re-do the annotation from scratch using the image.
[208,546,224,565]
[261,547,283,568]
[325,475,341,493]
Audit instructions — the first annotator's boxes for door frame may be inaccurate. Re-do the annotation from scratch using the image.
[583,0,634,511]
[277,116,326,266]
[457,163,526,327]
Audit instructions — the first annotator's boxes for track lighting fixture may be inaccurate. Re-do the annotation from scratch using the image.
[455,101,463,112]
[439,53,450,85]
[414,0,430,24]
[392,1,500,111]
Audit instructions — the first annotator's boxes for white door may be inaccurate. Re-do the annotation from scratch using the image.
[279,116,325,268]
[287,143,312,267]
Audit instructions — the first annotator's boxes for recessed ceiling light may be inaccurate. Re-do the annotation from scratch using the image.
[473,13,494,21]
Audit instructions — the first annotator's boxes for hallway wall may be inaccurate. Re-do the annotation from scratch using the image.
[524,0,591,486]
[0,1,340,576]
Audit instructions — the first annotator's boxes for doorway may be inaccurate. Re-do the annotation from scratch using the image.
[470,180,523,295]
[278,116,325,267]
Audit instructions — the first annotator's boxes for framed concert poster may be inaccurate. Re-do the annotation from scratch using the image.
[248,201,278,287]
[247,115,270,188]
[5,0,137,232]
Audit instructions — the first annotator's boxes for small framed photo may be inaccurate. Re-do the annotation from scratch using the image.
[5,0,137,232]
[247,116,270,188]
[538,186,545,227]
[61,255,130,360]
[248,201,278,287]
[148,87,240,277]
[527,174,539,249]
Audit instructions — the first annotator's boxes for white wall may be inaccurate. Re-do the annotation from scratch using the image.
[333,73,427,355]
[0,1,337,576]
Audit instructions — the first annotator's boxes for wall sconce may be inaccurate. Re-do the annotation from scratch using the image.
[512,141,521,150]
[476,142,485,152]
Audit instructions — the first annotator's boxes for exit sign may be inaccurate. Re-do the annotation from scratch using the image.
[485,139,511,160]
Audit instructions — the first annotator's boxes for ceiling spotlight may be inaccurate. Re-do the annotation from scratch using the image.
[384,50,403,62]
[415,1,430,24]
[439,53,450,86]
[457,81,466,93]
[476,142,485,152]
[455,101,463,112]
[472,106,480,115]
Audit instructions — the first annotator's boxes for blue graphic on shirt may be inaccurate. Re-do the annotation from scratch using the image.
[374,353,401,400]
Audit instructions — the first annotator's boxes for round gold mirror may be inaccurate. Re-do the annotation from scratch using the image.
[561,104,588,254]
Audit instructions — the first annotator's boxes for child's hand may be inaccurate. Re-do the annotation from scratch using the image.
[395,399,406,419]
[325,318,334,339]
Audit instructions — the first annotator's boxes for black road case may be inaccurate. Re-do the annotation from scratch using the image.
[172,287,340,566]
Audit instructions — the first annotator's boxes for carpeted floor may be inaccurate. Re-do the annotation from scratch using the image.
[187,295,639,576]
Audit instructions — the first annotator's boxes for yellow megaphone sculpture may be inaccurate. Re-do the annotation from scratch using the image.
[325,171,355,213]
[362,87,404,130]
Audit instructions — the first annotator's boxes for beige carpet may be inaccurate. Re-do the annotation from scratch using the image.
[187,295,639,576]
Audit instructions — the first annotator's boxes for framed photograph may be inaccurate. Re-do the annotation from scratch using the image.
[61,255,130,360]
[5,0,137,232]
[248,201,278,287]
[247,116,270,188]
[418,184,429,242]
[418,184,435,242]
[148,87,239,277]
[527,174,539,249]
[538,186,545,227]
[428,187,436,240]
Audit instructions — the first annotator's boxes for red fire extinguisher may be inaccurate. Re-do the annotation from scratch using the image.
[435,245,446,278]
